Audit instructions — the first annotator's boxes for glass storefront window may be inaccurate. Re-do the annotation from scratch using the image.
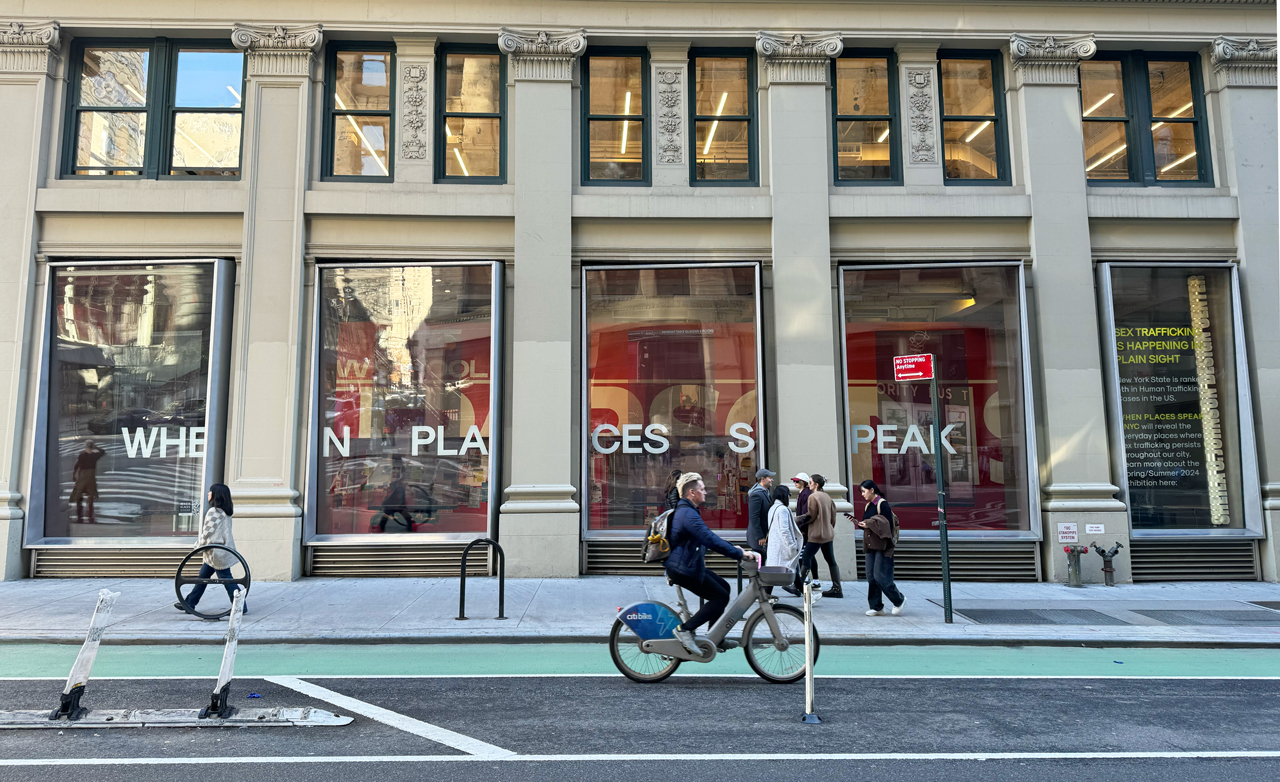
[1106,266,1248,531]
[316,265,494,536]
[842,266,1032,531]
[44,265,216,537]
[585,266,761,532]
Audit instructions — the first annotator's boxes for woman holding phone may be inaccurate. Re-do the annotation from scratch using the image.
[845,480,904,616]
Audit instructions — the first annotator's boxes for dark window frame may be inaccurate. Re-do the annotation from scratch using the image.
[322,42,396,182]
[689,47,758,187]
[1083,52,1213,188]
[580,46,651,187]
[937,50,1011,186]
[434,43,507,185]
[61,37,245,180]
[832,48,901,186]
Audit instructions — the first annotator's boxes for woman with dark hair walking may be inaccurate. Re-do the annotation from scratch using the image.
[663,468,683,511]
[855,479,904,616]
[175,484,247,617]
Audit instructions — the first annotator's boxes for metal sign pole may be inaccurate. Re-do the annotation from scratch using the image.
[50,588,119,720]
[931,363,953,624]
[801,580,821,724]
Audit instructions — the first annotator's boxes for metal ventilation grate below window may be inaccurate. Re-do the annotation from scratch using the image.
[584,540,744,576]
[306,543,489,578]
[31,548,202,578]
[1129,539,1259,582]
[855,540,1040,582]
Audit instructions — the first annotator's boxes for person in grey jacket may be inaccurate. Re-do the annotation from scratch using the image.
[175,484,247,617]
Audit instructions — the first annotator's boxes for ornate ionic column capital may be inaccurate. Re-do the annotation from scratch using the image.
[0,20,60,75]
[1211,36,1277,88]
[232,23,323,78]
[497,28,586,81]
[755,31,843,84]
[1008,33,1097,86]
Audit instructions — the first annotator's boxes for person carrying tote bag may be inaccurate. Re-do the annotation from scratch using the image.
[765,484,802,573]
[175,484,247,617]
[856,480,904,616]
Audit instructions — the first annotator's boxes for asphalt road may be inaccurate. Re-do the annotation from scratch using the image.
[2,674,1278,780]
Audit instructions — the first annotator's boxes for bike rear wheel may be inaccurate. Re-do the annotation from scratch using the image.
[741,603,818,684]
[609,619,681,683]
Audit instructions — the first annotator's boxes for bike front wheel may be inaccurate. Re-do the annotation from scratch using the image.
[609,619,681,683]
[741,603,819,684]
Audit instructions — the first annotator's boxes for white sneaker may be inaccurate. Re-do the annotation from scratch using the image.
[865,609,884,616]
[673,627,701,655]
[891,598,906,616]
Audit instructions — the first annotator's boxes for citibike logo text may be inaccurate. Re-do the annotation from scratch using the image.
[625,612,654,621]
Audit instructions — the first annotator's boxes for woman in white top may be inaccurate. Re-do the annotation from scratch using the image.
[175,483,246,617]
[765,484,802,573]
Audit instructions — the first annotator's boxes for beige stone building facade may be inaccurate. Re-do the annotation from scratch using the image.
[0,1,1275,585]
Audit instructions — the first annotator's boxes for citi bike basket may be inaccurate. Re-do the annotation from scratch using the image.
[609,559,820,684]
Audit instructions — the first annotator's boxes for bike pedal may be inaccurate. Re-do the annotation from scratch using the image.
[717,639,740,651]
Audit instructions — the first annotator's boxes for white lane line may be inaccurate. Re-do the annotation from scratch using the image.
[5,674,1279,681]
[263,676,514,759]
[3,751,1280,766]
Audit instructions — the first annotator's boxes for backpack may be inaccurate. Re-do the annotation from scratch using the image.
[642,509,674,563]
[877,499,900,544]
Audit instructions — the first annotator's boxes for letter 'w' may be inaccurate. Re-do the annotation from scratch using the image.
[122,428,159,458]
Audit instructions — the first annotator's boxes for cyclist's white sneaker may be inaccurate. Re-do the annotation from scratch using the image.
[865,609,884,616]
[891,599,906,616]
[673,627,701,655]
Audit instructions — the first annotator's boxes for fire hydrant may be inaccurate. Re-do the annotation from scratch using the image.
[1091,541,1124,587]
[1064,545,1089,588]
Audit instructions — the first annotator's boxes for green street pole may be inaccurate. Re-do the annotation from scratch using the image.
[931,361,953,624]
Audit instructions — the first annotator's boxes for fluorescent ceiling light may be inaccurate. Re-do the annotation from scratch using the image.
[620,91,632,154]
[1160,150,1196,173]
[1086,144,1127,172]
[1083,92,1114,117]
[702,92,729,155]
[964,121,991,143]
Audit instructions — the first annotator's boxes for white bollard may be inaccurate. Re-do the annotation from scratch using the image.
[801,580,821,724]
[200,587,246,719]
[50,588,120,721]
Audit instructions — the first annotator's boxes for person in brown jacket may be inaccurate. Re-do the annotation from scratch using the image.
[854,479,905,616]
[785,473,844,598]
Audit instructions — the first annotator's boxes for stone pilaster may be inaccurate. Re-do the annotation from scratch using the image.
[1008,33,1127,583]
[497,28,586,577]
[0,20,59,580]
[895,42,943,187]
[755,32,854,578]
[393,35,437,184]
[649,41,690,188]
[1209,36,1279,580]
[225,23,322,581]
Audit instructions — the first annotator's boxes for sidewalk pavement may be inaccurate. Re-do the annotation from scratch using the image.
[0,576,1278,647]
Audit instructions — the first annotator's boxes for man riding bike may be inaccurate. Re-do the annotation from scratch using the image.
[666,472,760,655]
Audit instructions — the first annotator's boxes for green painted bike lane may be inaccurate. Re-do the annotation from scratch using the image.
[2,643,1278,679]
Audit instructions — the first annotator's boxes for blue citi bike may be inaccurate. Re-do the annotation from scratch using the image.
[609,558,820,684]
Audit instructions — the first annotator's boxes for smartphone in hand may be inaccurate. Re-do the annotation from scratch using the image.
[842,512,854,520]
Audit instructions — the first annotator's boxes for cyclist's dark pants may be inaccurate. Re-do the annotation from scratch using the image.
[668,569,731,633]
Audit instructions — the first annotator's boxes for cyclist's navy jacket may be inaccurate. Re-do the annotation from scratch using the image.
[665,498,745,580]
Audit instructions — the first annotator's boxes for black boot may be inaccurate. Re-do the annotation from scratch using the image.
[821,586,844,598]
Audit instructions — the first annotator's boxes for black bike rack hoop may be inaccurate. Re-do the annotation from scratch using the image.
[174,544,252,621]
[457,538,506,621]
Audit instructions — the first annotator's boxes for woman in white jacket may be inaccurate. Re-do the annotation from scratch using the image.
[765,484,802,574]
[175,484,246,616]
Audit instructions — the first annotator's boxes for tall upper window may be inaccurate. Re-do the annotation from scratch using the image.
[436,46,505,183]
[833,52,898,183]
[938,53,1008,183]
[1080,54,1211,186]
[325,46,394,180]
[691,50,756,184]
[65,40,244,178]
[582,50,648,184]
